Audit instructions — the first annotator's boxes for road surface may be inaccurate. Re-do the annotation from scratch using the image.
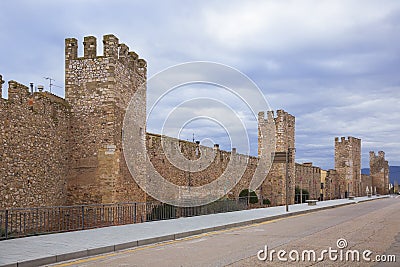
[50,197,400,267]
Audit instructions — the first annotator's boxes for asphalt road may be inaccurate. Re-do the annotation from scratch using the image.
[50,197,400,267]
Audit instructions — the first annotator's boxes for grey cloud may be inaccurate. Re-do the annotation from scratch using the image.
[0,0,399,169]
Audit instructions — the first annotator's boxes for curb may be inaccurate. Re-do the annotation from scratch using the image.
[2,196,389,267]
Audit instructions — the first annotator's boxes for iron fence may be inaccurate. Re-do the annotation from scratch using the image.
[0,197,257,240]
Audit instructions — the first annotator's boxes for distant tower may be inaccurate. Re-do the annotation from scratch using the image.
[334,136,361,197]
[65,34,147,204]
[0,74,4,97]
[258,110,295,206]
[369,151,389,195]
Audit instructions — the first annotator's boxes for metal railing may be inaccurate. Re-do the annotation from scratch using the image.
[0,197,257,240]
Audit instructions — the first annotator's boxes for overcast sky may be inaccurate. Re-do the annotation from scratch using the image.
[0,0,399,171]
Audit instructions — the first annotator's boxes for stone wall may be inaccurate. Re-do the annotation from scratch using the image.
[361,174,373,196]
[295,163,321,200]
[324,169,341,200]
[0,79,70,208]
[369,151,389,195]
[146,133,259,201]
[334,136,361,197]
[0,34,295,209]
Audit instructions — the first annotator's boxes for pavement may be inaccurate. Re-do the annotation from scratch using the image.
[0,195,389,267]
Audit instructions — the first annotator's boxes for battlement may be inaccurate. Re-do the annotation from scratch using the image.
[258,109,295,124]
[257,110,274,123]
[8,80,30,103]
[335,136,361,144]
[146,132,247,158]
[0,74,4,97]
[83,36,97,58]
[65,34,146,76]
[370,150,386,161]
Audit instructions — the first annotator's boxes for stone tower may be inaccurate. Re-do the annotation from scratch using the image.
[369,151,389,195]
[65,34,147,204]
[0,74,4,96]
[334,136,361,197]
[258,110,295,206]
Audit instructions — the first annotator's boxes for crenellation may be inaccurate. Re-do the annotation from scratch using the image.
[103,34,119,58]
[8,80,30,103]
[83,36,97,58]
[0,74,4,97]
[369,151,376,160]
[65,38,78,61]
[128,51,139,72]
[137,58,147,77]
[118,43,129,58]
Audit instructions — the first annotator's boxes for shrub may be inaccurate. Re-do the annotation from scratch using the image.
[262,199,271,205]
[295,186,309,203]
[239,189,258,204]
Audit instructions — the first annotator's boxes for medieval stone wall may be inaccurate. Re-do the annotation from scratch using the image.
[3,33,385,212]
[1,34,300,209]
[146,133,259,201]
[324,169,341,199]
[295,163,321,200]
[361,174,373,196]
[0,79,70,208]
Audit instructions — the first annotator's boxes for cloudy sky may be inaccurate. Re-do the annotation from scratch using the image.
[0,0,399,171]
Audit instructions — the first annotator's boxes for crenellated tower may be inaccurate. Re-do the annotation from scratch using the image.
[369,151,389,195]
[334,136,361,197]
[65,34,147,204]
[0,74,4,97]
[258,110,295,206]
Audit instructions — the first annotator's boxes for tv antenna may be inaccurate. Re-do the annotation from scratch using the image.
[43,77,62,93]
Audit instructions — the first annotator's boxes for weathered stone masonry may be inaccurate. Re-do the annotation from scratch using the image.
[1,34,392,210]
[65,35,147,205]
[258,110,295,206]
[295,163,321,200]
[334,136,362,197]
[1,34,298,209]
[0,79,70,209]
[369,151,389,195]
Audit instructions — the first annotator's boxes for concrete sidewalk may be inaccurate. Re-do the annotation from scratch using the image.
[0,196,388,267]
